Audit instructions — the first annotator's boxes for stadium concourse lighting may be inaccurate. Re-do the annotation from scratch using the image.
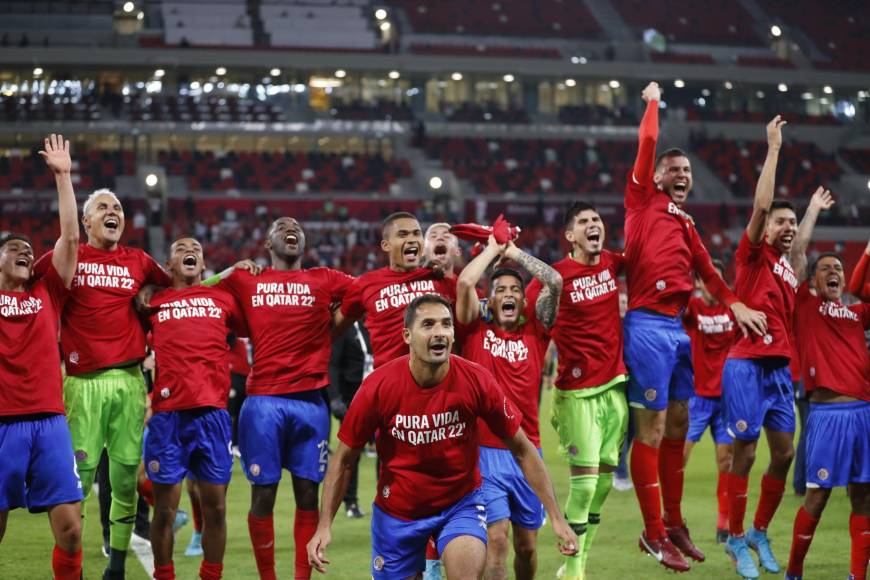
[33,67,43,76]
[770,25,782,37]
[335,69,347,78]
[609,79,620,89]
[215,67,227,76]
[724,81,734,89]
[379,21,391,32]
[866,179,870,190]
[451,72,463,81]
[565,78,576,87]
[375,8,387,20]
[503,74,514,82]
[145,174,158,188]
[674,79,685,88]
[270,68,281,77]
[122,1,135,13]
[154,69,165,78]
[429,176,443,190]
[388,70,400,79]
[823,85,833,94]
[778,83,788,92]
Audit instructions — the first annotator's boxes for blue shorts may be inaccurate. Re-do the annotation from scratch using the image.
[239,392,329,485]
[144,408,233,485]
[479,446,545,530]
[722,358,794,441]
[370,488,487,579]
[625,309,694,410]
[0,414,83,513]
[806,401,870,489]
[687,396,732,445]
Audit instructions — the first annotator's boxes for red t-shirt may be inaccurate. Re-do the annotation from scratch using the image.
[340,267,456,368]
[793,283,870,401]
[623,177,737,316]
[728,232,798,360]
[458,306,549,449]
[219,267,353,395]
[528,251,626,390]
[34,244,171,375]
[684,296,736,397]
[338,355,522,520]
[0,264,69,416]
[149,285,244,412]
[229,337,251,377]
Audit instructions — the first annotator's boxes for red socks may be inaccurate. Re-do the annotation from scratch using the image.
[138,478,154,507]
[659,437,685,526]
[200,559,224,580]
[51,546,82,580]
[248,513,277,580]
[716,471,729,530]
[631,440,665,540]
[426,537,440,559]
[727,472,749,536]
[153,562,175,580]
[786,507,819,576]
[851,513,870,579]
[294,509,319,580]
[753,474,786,532]
[192,495,203,533]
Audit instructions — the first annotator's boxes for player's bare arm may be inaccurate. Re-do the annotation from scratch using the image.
[307,441,363,573]
[503,241,562,329]
[456,234,503,325]
[40,133,79,287]
[746,116,786,244]
[631,81,661,186]
[791,187,835,284]
[503,429,578,556]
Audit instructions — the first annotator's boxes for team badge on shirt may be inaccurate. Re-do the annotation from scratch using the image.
[817,468,829,481]
[148,460,160,473]
[74,449,87,462]
[382,485,391,499]
[572,367,582,379]
[644,389,657,402]
[250,464,261,477]
[373,555,384,571]
[736,420,748,433]
[160,387,171,399]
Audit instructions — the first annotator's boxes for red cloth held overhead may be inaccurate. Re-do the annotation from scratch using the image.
[450,213,520,245]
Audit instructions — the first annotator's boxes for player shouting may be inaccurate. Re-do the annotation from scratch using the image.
[624,81,766,573]
[145,237,245,580]
[307,294,577,579]
[455,234,562,580]
[0,135,82,579]
[424,222,462,279]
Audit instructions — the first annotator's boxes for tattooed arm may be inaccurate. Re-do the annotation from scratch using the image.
[504,241,562,329]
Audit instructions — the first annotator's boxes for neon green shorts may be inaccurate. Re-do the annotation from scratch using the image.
[551,378,629,468]
[63,366,146,470]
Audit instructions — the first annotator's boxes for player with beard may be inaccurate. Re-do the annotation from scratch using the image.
[682,260,736,545]
[455,235,562,580]
[33,172,171,579]
[528,202,629,580]
[307,294,578,579]
[785,191,868,580]
[208,217,354,580]
[0,135,82,579]
[424,223,462,278]
[145,237,245,580]
[336,212,457,368]
[719,117,809,579]
[624,82,767,573]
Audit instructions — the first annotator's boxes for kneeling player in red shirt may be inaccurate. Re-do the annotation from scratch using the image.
[308,294,577,579]
[0,134,82,579]
[145,238,245,580]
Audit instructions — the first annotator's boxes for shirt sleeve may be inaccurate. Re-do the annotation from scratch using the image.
[328,269,356,302]
[612,252,627,276]
[856,303,870,330]
[849,251,870,301]
[31,250,53,282]
[477,371,522,440]
[626,100,659,210]
[222,291,249,338]
[142,252,171,287]
[691,229,738,307]
[339,277,366,319]
[37,261,71,312]
[337,376,380,449]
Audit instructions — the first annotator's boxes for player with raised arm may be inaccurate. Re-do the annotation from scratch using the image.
[781,190,870,580]
[424,222,462,278]
[212,217,354,580]
[683,260,737,545]
[719,117,805,579]
[307,294,577,579]
[0,135,82,579]
[455,234,562,580]
[529,202,630,580]
[32,160,171,579]
[623,82,767,573]
[144,237,245,580]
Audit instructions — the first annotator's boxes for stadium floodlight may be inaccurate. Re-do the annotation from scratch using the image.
[137,11,143,20]
[123,1,135,13]
[379,21,391,31]
[215,67,227,76]
[375,8,387,20]
[145,174,158,188]
[866,179,870,190]
[451,72,463,81]
[674,79,685,88]
[270,68,281,77]
[823,85,833,94]
[429,176,443,190]
[756,90,765,98]
[724,81,733,90]
[565,79,576,87]
[801,92,814,100]
[609,79,620,89]
[154,69,165,78]
[335,69,347,78]
[503,74,514,83]
[778,83,788,92]
[388,71,400,79]
[33,67,43,76]
[770,25,782,37]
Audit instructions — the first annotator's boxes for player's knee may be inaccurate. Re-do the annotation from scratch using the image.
[250,484,277,516]
[803,490,830,518]
[771,445,794,467]
[202,502,227,528]
[512,534,536,562]
[487,524,510,556]
[55,517,82,551]
[152,502,177,527]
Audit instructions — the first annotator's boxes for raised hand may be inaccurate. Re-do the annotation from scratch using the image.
[765,115,786,150]
[39,133,72,175]
[807,186,835,212]
[641,81,661,103]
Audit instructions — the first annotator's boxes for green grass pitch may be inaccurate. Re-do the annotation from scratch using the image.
[1,388,854,579]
